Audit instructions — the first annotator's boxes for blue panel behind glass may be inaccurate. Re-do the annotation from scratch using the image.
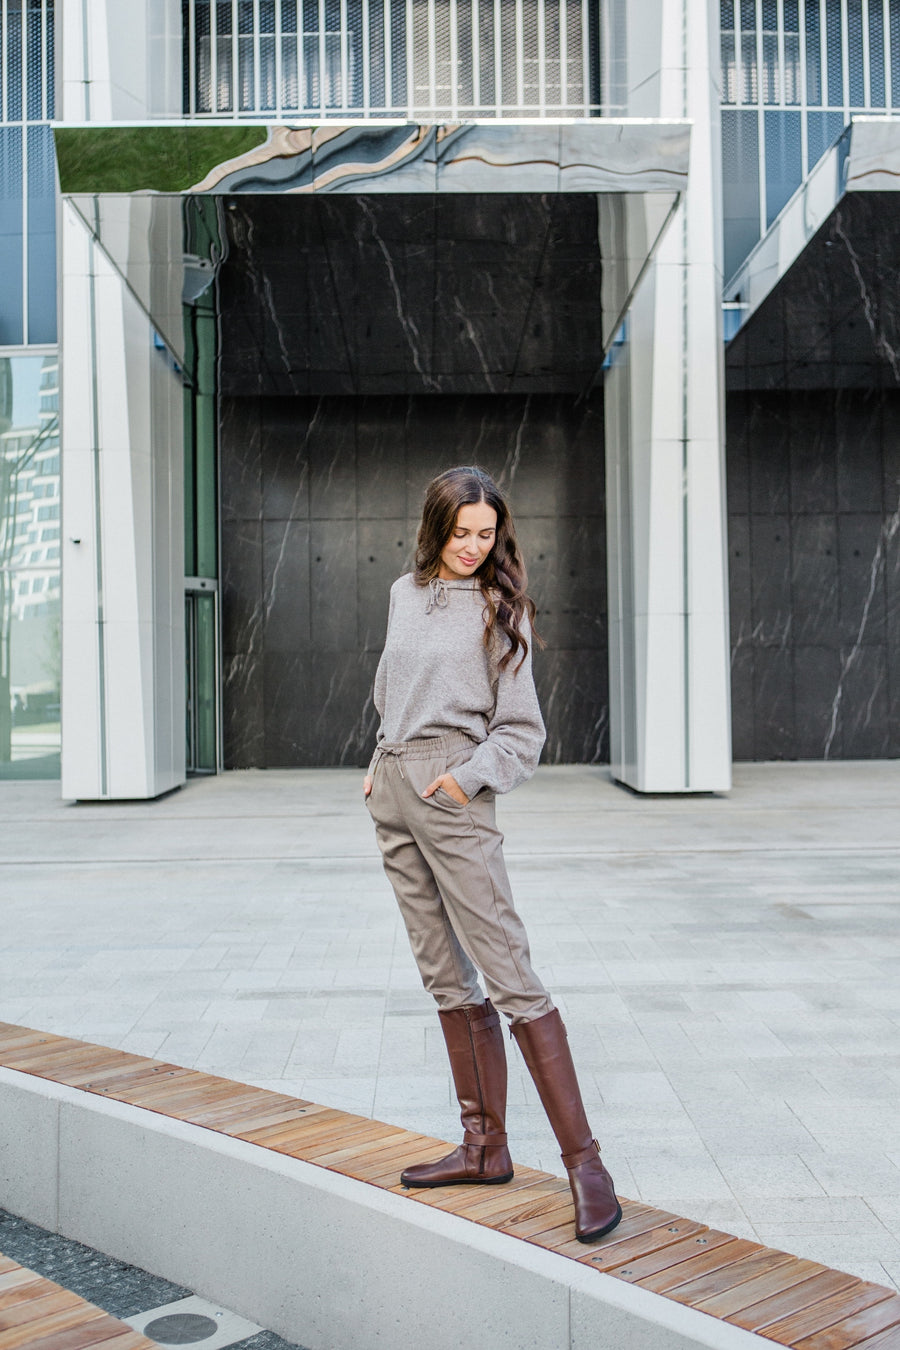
[47,0,54,118]
[847,0,864,105]
[0,126,24,345]
[6,6,22,119]
[870,1,886,106]
[764,110,802,227]
[722,109,761,281]
[0,126,23,345]
[805,0,821,104]
[807,108,845,170]
[26,3,43,119]
[826,0,843,105]
[390,0,406,106]
[26,125,56,344]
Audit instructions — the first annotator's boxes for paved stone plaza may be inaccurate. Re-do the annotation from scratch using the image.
[1,763,899,1291]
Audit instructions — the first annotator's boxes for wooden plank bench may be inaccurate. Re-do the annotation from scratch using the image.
[1,1022,898,1350]
[0,1251,158,1350]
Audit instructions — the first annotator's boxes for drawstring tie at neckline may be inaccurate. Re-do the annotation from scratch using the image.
[425,577,450,614]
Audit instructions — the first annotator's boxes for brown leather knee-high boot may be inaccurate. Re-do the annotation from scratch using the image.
[511,1008,622,1242]
[401,999,514,1188]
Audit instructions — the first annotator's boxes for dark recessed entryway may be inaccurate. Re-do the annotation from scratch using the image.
[216,193,609,768]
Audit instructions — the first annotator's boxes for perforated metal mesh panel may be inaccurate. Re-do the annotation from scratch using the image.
[0,0,55,346]
[721,0,900,279]
[183,0,601,115]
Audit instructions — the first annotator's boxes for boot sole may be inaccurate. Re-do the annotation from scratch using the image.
[575,1202,624,1243]
[400,1171,514,1189]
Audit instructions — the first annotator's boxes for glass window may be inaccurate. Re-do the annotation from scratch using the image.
[182,0,595,116]
[764,109,802,225]
[193,0,212,111]
[761,0,779,103]
[722,109,761,280]
[891,0,900,104]
[368,0,385,109]
[27,124,56,344]
[722,25,737,105]
[740,0,758,103]
[0,354,61,780]
[6,1,23,121]
[0,127,24,347]
[847,0,864,104]
[807,107,845,165]
[826,0,843,105]
[46,0,54,118]
[26,0,43,119]
[783,0,800,104]
[870,1,886,106]
[805,0,822,104]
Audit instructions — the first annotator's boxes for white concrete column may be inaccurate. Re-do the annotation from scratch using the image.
[603,0,732,792]
[60,0,182,121]
[58,0,185,798]
[60,202,185,800]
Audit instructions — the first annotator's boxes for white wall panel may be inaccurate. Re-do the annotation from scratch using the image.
[60,201,185,800]
[59,0,182,121]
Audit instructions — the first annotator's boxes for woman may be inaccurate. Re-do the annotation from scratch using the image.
[363,466,621,1244]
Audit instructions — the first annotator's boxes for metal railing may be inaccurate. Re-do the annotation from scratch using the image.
[182,0,602,119]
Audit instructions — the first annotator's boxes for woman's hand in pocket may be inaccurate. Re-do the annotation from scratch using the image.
[422,773,469,805]
[363,775,373,798]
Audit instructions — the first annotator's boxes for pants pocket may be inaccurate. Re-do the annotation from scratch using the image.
[432,784,467,811]
[405,754,469,812]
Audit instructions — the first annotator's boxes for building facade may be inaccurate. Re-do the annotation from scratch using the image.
[1,0,897,795]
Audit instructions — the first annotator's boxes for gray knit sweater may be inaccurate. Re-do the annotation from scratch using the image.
[370,573,546,798]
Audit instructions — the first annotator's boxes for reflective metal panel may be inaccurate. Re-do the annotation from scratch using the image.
[54,120,690,199]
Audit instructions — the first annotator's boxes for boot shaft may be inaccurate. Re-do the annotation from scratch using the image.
[510,1007,592,1156]
[438,999,508,1137]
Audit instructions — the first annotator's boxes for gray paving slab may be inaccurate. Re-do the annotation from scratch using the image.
[1,762,899,1291]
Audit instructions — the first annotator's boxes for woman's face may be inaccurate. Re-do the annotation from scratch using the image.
[438,501,498,581]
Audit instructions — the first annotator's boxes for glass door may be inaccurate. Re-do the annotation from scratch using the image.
[185,577,218,774]
[182,197,221,776]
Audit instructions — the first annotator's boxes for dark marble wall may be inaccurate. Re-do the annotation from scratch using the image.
[216,194,603,398]
[727,388,900,759]
[220,393,607,769]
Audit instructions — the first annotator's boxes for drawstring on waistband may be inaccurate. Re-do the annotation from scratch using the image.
[371,745,405,779]
[370,730,477,780]
[425,577,449,614]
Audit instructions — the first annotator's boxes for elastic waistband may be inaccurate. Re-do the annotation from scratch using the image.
[374,730,476,761]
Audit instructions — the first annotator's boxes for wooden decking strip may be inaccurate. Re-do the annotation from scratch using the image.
[0,1251,158,1350]
[2,1023,899,1350]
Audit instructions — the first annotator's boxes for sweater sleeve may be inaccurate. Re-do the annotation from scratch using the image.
[452,618,546,799]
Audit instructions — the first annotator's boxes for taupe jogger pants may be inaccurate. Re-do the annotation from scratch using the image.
[367,731,554,1023]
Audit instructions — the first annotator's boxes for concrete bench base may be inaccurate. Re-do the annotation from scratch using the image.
[1,1065,765,1350]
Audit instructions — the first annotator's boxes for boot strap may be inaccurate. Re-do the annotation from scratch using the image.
[467,1007,501,1035]
[562,1140,600,1169]
[463,1130,508,1148]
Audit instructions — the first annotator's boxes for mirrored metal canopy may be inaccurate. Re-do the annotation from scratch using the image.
[54,120,690,368]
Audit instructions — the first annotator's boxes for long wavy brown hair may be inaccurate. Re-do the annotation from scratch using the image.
[414,466,542,671]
